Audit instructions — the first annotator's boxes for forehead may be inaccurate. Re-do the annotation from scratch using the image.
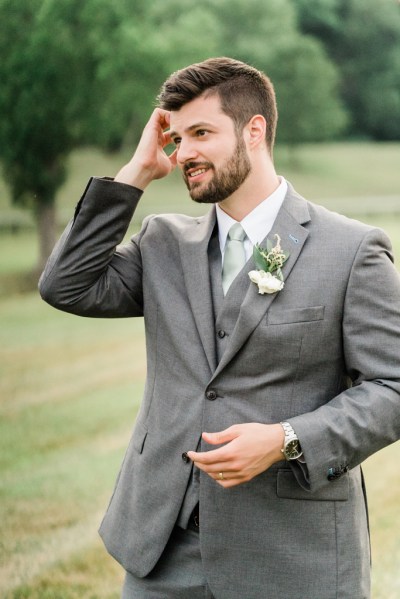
[169,93,234,134]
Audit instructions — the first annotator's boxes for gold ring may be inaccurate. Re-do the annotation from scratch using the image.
[218,472,224,480]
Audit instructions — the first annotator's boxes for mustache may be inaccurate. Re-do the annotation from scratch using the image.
[183,161,213,175]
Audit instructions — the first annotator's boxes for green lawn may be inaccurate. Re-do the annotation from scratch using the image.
[1,142,400,597]
[1,293,143,597]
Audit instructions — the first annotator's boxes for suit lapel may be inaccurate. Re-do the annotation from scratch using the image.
[179,208,218,374]
[210,186,311,382]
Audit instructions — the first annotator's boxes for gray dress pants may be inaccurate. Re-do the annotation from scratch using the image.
[121,527,215,599]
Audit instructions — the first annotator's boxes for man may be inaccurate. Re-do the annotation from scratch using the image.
[39,57,400,599]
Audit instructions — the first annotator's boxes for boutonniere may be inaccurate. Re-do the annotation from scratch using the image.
[248,234,289,294]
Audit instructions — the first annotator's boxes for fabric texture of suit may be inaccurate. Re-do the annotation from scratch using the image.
[39,177,400,599]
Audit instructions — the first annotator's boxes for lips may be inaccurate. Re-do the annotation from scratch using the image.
[184,162,212,184]
[188,168,208,178]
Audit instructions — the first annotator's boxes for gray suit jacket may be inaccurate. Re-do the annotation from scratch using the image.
[39,177,400,599]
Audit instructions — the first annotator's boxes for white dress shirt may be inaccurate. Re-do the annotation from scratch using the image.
[216,177,287,260]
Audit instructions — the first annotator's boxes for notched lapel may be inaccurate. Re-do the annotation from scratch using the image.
[210,190,311,381]
[179,208,218,374]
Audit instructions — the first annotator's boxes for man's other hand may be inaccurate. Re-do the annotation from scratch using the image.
[187,423,285,488]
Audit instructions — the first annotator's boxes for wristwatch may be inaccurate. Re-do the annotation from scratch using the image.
[280,421,303,460]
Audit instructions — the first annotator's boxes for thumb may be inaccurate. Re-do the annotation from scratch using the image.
[202,426,239,446]
[169,148,178,169]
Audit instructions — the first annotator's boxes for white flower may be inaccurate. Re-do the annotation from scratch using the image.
[248,270,285,294]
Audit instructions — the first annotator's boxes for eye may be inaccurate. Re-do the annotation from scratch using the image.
[196,129,208,137]
[172,137,181,146]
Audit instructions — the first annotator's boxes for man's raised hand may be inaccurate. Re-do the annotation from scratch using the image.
[115,108,177,190]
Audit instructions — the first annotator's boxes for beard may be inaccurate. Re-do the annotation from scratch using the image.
[182,135,252,204]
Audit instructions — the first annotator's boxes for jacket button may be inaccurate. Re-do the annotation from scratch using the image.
[327,465,348,481]
[182,452,190,463]
[206,389,217,401]
[217,329,226,338]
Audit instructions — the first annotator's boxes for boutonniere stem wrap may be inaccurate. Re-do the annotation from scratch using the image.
[248,234,289,294]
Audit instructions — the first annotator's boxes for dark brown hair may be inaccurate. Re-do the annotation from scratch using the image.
[157,57,278,153]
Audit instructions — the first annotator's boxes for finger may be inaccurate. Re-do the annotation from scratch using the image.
[187,445,229,465]
[193,463,253,488]
[214,472,231,483]
[160,108,171,127]
[216,477,243,489]
[162,130,174,147]
[202,426,240,446]
[168,148,178,168]
[191,458,233,474]
[198,466,239,484]
[154,108,171,130]
[213,471,251,488]
[146,108,170,137]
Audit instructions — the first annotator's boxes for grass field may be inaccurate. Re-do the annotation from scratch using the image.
[1,143,400,598]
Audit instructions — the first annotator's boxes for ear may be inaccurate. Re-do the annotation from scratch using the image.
[243,115,266,149]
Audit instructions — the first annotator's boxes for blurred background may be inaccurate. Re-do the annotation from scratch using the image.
[1,0,399,597]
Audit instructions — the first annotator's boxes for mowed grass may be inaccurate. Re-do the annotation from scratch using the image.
[0,142,400,597]
[1,293,145,597]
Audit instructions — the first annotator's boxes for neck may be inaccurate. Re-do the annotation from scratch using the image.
[218,157,280,221]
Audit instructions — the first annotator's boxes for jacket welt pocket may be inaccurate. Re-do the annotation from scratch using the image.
[277,469,349,501]
[132,421,148,454]
[267,305,325,326]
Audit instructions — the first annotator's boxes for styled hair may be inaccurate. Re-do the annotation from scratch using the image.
[157,57,278,153]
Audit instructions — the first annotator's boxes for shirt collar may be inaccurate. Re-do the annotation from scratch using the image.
[216,176,287,252]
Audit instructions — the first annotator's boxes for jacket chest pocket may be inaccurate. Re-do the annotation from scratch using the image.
[266,305,325,326]
[262,305,326,346]
[245,306,326,372]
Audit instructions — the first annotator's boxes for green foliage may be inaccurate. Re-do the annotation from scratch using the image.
[209,0,298,63]
[293,0,400,140]
[253,237,289,277]
[294,0,341,38]
[0,0,161,209]
[148,1,221,68]
[146,0,347,145]
[0,0,72,206]
[337,0,400,140]
[270,36,348,144]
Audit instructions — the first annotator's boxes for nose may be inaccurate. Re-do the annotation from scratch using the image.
[176,138,198,166]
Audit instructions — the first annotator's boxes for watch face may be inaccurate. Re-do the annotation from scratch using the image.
[285,439,302,460]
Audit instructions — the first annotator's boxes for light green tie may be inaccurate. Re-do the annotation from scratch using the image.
[222,222,247,295]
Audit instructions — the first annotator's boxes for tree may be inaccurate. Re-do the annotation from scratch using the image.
[149,0,347,147]
[211,0,347,146]
[335,0,400,140]
[0,0,162,271]
[293,0,400,139]
[269,36,348,147]
[293,0,341,40]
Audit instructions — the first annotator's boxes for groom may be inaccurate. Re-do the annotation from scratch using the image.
[39,57,400,599]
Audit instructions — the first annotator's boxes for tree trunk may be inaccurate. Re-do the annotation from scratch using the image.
[35,202,57,274]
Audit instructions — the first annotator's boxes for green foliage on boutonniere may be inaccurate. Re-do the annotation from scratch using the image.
[253,234,290,281]
[248,234,290,295]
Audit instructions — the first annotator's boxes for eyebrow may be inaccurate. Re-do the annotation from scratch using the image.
[169,121,214,139]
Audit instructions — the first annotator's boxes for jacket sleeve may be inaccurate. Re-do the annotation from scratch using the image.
[39,177,148,318]
[289,227,400,492]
